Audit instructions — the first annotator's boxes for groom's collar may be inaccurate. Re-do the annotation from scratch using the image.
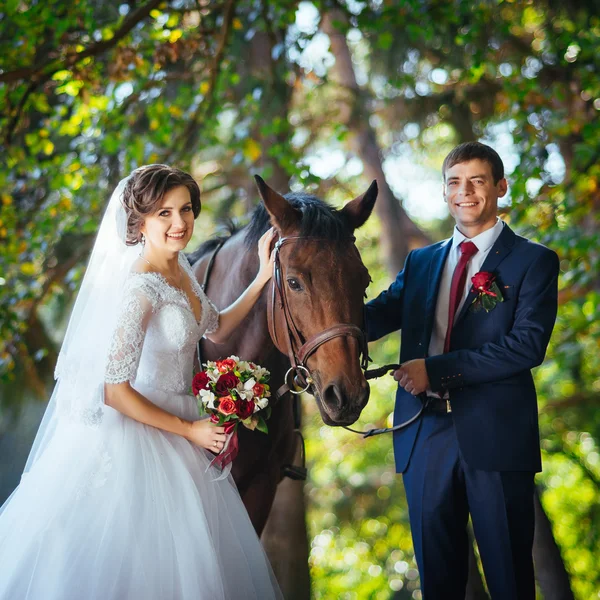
[451,218,504,254]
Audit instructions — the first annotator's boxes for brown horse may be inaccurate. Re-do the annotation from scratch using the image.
[188,178,377,536]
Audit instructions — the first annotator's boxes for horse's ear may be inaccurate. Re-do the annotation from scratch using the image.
[341,180,378,230]
[254,175,301,232]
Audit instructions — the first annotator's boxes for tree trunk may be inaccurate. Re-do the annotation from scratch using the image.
[533,488,574,599]
[241,27,293,210]
[321,10,430,275]
[261,432,311,600]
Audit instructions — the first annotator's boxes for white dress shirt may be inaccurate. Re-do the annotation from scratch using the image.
[428,218,505,358]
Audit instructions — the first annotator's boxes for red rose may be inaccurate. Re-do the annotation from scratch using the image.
[217,358,237,373]
[215,372,239,397]
[471,271,495,292]
[218,396,237,415]
[236,399,255,420]
[192,372,210,396]
[252,383,265,397]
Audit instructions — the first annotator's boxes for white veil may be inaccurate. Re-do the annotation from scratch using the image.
[23,173,141,473]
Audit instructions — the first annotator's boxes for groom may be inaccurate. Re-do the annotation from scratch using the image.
[365,142,559,599]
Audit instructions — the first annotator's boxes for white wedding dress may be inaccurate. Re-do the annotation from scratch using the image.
[0,254,282,600]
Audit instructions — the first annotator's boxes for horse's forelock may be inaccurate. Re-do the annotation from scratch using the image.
[244,192,351,249]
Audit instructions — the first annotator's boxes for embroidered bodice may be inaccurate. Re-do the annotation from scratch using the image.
[105,253,219,395]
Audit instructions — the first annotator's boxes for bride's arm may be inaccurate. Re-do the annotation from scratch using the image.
[205,228,275,344]
[104,383,225,450]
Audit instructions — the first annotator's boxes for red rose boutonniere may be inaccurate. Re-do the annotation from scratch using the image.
[470,271,504,312]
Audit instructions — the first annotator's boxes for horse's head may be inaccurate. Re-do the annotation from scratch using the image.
[254,176,377,426]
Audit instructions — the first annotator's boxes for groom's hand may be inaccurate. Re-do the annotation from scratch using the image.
[393,359,429,395]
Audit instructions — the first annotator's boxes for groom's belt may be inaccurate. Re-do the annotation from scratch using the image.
[424,395,452,414]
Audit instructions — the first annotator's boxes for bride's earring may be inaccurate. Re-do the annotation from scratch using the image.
[141,233,146,246]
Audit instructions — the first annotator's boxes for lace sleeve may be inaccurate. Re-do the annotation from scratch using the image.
[105,276,158,384]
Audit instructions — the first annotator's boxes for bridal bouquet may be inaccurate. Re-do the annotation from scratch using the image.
[192,356,272,468]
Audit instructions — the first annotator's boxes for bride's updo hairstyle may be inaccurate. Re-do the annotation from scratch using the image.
[121,164,201,246]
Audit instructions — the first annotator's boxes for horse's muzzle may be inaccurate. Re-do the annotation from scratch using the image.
[320,379,370,426]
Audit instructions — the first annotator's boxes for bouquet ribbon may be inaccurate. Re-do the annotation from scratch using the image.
[208,416,239,470]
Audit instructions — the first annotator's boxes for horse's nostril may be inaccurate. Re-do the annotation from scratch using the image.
[323,383,344,411]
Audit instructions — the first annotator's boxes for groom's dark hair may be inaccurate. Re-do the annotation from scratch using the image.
[122,164,201,246]
[442,142,505,184]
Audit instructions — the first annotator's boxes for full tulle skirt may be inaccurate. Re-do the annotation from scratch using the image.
[0,386,281,600]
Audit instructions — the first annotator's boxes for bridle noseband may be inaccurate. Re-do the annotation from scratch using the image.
[267,236,370,400]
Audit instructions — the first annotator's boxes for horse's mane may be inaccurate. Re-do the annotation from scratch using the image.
[187,192,351,263]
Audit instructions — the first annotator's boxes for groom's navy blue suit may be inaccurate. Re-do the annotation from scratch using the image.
[365,223,559,599]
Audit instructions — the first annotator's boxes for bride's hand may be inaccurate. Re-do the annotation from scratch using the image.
[187,420,227,452]
[257,227,277,284]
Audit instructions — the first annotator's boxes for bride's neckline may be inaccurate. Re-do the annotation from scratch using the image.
[131,256,203,325]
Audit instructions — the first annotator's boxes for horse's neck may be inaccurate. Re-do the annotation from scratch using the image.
[202,231,279,363]
[215,233,260,303]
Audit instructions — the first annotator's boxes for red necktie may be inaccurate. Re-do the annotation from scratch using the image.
[443,241,478,353]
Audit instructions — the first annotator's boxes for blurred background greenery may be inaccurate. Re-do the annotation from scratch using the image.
[1,1,599,598]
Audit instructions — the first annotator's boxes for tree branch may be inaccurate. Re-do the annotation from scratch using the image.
[0,0,163,84]
[3,79,40,144]
[541,392,598,413]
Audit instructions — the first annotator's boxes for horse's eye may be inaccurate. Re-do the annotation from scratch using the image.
[287,277,302,291]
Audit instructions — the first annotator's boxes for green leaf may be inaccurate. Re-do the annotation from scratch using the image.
[256,416,268,434]
[377,32,393,50]
[490,281,504,302]
[481,294,496,311]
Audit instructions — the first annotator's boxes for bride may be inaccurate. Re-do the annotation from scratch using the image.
[0,165,282,599]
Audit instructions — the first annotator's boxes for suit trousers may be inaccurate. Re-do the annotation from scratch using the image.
[401,411,535,600]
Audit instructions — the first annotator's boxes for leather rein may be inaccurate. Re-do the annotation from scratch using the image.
[201,234,427,439]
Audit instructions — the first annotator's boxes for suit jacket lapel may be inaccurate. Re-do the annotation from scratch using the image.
[424,239,452,347]
[454,223,517,326]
